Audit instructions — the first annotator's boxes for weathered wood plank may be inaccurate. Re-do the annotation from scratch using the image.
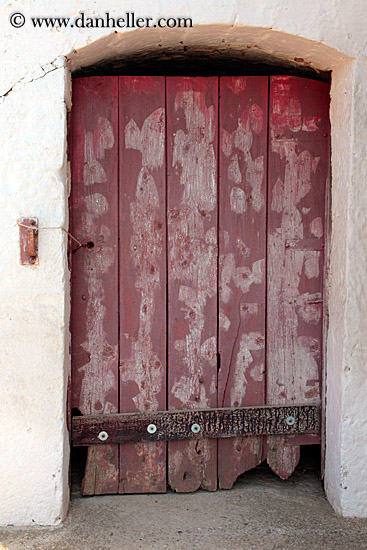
[72,404,320,445]
[167,77,218,492]
[70,76,119,494]
[118,76,167,493]
[218,76,268,489]
[267,76,329,478]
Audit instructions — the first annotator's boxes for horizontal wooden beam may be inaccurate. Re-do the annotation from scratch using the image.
[72,404,320,446]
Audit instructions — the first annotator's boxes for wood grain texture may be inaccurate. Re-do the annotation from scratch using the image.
[266,76,330,479]
[218,76,268,489]
[167,77,218,492]
[70,76,119,494]
[119,76,167,493]
[72,404,320,445]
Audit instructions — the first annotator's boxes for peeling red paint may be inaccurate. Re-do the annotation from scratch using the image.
[218,77,268,490]
[119,76,167,494]
[70,77,119,495]
[167,77,218,492]
[267,76,330,479]
[225,76,247,94]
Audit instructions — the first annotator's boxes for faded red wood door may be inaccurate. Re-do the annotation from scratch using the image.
[70,75,330,495]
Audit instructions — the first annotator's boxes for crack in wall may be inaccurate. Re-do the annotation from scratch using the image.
[0,56,67,101]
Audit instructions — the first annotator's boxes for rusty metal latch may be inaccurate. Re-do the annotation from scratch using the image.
[72,404,320,446]
[18,217,39,265]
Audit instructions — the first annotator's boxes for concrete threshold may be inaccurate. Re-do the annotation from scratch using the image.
[1,464,367,549]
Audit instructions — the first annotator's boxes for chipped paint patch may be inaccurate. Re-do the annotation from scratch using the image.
[304,251,320,279]
[310,216,323,238]
[84,116,114,186]
[226,77,246,94]
[125,108,165,170]
[230,332,265,406]
[230,186,247,213]
[219,311,231,331]
[120,108,165,413]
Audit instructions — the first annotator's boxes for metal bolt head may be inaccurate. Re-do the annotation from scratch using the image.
[286,416,296,426]
[98,431,109,441]
[147,424,157,434]
[191,423,201,434]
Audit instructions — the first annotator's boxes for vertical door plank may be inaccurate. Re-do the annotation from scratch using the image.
[70,77,119,494]
[119,76,167,493]
[167,77,218,492]
[218,77,268,489]
[267,76,330,478]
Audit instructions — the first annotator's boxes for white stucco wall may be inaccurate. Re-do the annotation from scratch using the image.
[0,0,366,525]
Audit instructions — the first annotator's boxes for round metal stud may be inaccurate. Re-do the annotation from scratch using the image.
[147,423,157,434]
[191,423,201,434]
[286,416,296,426]
[98,431,109,441]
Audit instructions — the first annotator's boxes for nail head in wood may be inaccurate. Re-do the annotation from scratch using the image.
[98,431,109,441]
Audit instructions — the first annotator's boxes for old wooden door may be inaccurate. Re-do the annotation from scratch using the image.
[70,75,330,495]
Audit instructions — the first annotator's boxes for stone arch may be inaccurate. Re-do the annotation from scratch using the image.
[66,25,350,76]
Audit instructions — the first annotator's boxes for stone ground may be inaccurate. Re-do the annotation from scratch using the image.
[1,449,367,550]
